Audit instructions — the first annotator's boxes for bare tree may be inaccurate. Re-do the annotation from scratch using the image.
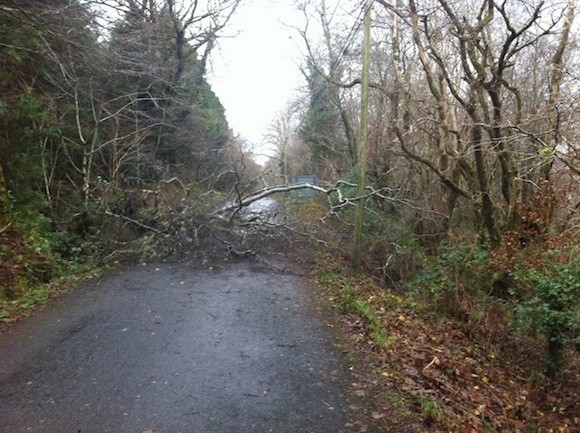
[264,106,302,183]
[371,0,578,244]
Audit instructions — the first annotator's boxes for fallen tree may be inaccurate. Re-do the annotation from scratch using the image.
[213,180,441,221]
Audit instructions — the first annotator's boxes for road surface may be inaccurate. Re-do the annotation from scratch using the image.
[0,258,359,433]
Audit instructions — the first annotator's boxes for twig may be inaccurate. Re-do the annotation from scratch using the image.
[423,356,440,373]
[0,219,13,235]
[279,223,330,249]
[210,232,255,257]
[256,255,288,273]
[104,210,163,234]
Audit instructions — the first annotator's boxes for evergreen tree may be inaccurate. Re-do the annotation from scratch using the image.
[299,59,347,178]
[104,3,231,184]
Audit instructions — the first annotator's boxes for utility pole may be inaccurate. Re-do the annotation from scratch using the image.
[353,0,372,271]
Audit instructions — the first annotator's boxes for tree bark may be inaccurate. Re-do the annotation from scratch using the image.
[545,0,576,180]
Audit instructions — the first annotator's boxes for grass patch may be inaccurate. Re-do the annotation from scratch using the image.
[385,392,414,418]
[418,394,447,426]
[0,265,104,324]
[351,298,375,320]
[316,269,393,350]
[370,327,392,349]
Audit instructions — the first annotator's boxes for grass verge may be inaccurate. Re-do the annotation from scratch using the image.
[312,251,579,433]
[0,265,104,326]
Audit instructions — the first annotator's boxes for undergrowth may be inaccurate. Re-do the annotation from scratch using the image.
[312,250,578,432]
[405,239,579,379]
[317,268,393,350]
[0,225,104,324]
[0,267,103,324]
[287,177,579,431]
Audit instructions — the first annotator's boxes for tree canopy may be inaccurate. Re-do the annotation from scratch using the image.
[0,0,240,297]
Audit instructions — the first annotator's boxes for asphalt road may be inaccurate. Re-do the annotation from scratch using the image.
[0,259,359,433]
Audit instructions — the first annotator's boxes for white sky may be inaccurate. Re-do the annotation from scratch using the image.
[207,0,306,155]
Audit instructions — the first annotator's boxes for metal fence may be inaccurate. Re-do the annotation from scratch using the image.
[291,175,318,198]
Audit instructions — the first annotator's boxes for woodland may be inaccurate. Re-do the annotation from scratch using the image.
[1,0,579,431]
[0,0,247,285]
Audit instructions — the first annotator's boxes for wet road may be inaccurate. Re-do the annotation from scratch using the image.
[0,260,356,433]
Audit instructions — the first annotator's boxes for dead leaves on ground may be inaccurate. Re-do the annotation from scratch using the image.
[322,273,579,433]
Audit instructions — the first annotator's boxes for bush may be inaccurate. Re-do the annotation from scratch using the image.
[409,243,492,315]
[408,238,579,378]
[326,173,426,284]
[514,257,580,377]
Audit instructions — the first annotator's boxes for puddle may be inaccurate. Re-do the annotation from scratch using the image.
[239,197,284,225]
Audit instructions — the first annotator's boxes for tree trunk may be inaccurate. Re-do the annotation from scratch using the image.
[468,104,500,246]
[544,0,575,181]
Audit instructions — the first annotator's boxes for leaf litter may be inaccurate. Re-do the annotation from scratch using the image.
[316,257,579,433]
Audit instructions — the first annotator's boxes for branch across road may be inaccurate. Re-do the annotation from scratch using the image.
[0,260,360,433]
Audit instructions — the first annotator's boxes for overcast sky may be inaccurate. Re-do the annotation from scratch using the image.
[207,0,306,156]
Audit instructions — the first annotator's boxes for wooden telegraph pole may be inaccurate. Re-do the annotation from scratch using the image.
[353,0,372,271]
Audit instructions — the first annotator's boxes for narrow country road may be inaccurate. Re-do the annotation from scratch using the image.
[0,259,359,433]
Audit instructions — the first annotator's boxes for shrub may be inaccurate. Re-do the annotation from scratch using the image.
[514,257,580,378]
[409,243,492,317]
